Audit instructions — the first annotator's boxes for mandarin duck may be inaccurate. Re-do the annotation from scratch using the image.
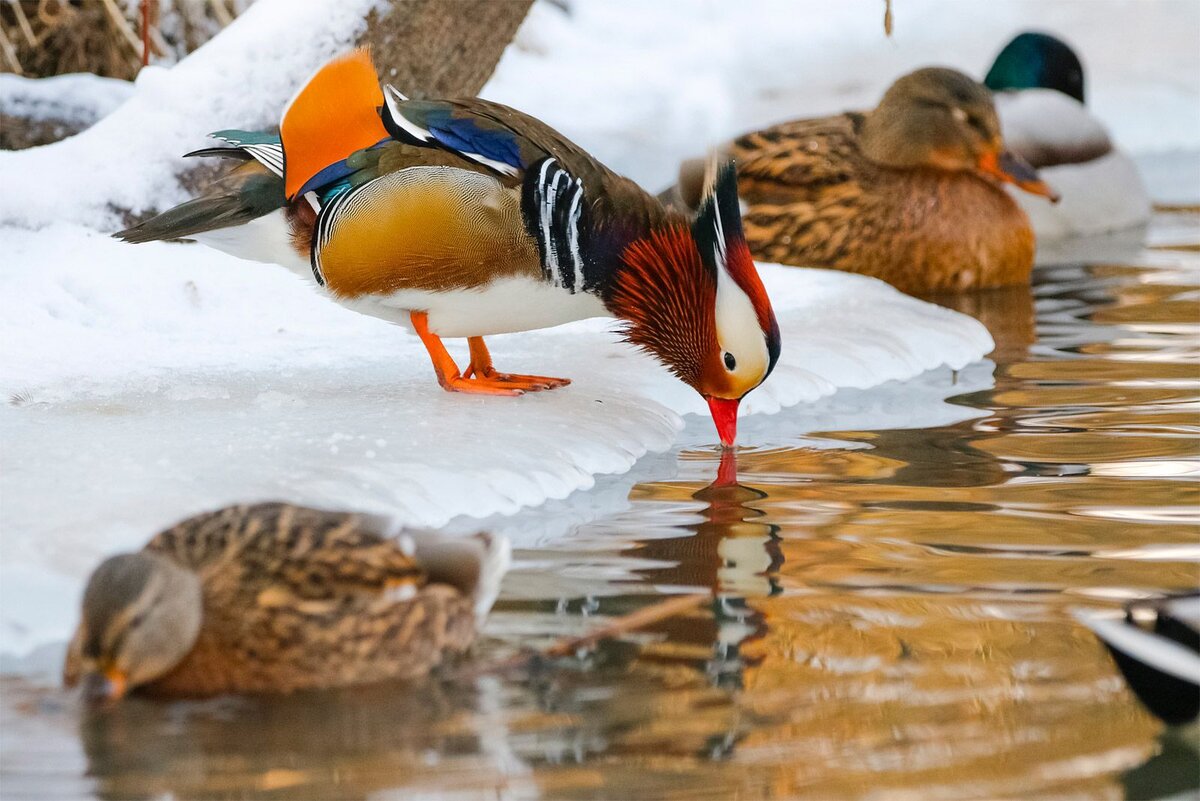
[985,32,1151,239]
[665,67,1059,295]
[116,50,780,447]
[63,502,508,700]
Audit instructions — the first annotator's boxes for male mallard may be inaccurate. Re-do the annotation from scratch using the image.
[116,50,780,447]
[667,67,1058,295]
[986,32,1151,239]
[63,503,508,700]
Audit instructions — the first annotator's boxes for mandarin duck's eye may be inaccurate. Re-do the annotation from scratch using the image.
[723,352,737,371]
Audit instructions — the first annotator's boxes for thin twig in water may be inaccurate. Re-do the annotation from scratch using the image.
[140,0,150,66]
[460,593,710,679]
[884,0,893,37]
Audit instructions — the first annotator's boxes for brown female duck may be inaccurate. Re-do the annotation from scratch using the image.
[670,68,1059,295]
[63,503,508,700]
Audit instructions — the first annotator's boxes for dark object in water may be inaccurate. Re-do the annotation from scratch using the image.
[1079,594,1200,725]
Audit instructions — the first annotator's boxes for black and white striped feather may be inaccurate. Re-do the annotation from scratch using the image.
[522,157,589,294]
[208,133,285,178]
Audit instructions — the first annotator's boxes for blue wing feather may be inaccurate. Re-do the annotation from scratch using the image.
[400,103,523,172]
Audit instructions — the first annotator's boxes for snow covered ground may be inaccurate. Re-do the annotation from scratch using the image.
[0,73,134,129]
[1,0,1195,663]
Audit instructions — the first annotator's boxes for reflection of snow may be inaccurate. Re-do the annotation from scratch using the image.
[490,361,995,606]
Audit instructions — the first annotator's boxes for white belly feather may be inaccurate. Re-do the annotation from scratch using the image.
[335,276,611,338]
[191,209,312,280]
[189,201,611,338]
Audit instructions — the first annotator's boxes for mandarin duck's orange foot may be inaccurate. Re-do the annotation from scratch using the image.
[409,314,524,396]
[461,365,571,392]
[463,337,569,391]
[440,374,525,397]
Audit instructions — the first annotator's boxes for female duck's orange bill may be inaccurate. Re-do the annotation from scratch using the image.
[978,149,1061,203]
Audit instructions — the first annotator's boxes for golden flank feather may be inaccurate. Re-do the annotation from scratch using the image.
[313,168,540,298]
[64,504,501,700]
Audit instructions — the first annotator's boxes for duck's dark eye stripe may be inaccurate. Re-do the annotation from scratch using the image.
[724,352,737,370]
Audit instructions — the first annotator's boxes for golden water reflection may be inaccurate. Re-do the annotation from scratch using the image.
[2,211,1198,800]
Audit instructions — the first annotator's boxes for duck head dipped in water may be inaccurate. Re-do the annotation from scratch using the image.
[116,51,780,447]
[64,503,508,700]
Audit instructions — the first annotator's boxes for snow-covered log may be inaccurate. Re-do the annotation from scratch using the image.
[0,0,532,230]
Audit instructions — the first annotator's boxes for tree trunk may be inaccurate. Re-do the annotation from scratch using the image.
[362,0,535,99]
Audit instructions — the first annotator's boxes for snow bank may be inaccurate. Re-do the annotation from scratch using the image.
[0,0,381,230]
[0,223,991,656]
[0,73,134,126]
[3,0,1196,230]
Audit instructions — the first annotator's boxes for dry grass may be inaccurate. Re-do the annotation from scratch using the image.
[0,0,247,79]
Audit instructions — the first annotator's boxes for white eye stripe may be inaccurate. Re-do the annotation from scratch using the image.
[713,255,768,383]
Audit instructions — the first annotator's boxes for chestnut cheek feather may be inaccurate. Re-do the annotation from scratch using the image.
[609,226,717,388]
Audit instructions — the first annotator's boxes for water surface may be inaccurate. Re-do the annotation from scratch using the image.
[3,210,1198,800]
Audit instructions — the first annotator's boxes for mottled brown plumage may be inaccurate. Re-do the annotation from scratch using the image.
[64,503,504,699]
[669,68,1057,295]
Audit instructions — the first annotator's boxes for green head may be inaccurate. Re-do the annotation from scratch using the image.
[985,32,1085,103]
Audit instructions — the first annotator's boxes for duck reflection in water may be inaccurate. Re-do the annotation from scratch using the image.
[75,678,529,801]
[635,449,782,692]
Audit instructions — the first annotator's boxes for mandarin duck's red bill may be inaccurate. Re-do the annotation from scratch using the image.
[114,49,779,447]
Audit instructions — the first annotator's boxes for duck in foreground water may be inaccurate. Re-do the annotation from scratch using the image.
[63,503,509,700]
[666,67,1058,295]
[116,50,780,447]
[986,31,1151,239]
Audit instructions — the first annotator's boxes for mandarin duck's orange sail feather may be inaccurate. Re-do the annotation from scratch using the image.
[280,49,388,200]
